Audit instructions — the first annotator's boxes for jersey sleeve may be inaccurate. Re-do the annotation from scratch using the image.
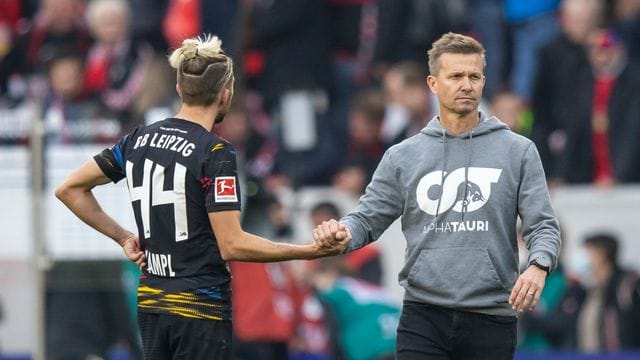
[201,142,242,212]
[93,132,131,183]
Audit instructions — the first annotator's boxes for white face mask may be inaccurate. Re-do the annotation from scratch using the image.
[569,248,594,288]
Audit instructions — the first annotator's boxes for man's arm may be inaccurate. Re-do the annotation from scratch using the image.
[337,149,404,251]
[55,159,145,267]
[510,143,562,312]
[209,210,350,262]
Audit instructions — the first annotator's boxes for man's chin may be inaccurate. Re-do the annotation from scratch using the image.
[454,103,477,115]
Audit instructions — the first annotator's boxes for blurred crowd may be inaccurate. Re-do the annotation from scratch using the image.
[2,0,640,359]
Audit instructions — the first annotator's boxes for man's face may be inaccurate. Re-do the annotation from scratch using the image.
[91,6,128,45]
[427,53,485,116]
[49,57,83,100]
[587,31,624,75]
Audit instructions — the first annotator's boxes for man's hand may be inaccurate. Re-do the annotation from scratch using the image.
[509,265,547,313]
[313,219,352,255]
[122,235,146,268]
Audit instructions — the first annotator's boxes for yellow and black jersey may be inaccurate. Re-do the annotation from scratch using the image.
[94,118,240,320]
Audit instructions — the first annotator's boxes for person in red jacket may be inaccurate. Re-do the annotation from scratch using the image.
[231,261,300,360]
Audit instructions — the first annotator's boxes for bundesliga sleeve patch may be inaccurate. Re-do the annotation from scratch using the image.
[214,177,238,203]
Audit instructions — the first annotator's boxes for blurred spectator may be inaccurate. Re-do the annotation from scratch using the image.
[164,0,238,55]
[231,261,299,360]
[467,0,508,100]
[381,61,435,145]
[250,0,330,114]
[519,226,586,351]
[250,0,336,188]
[608,0,640,63]
[504,0,561,101]
[43,50,120,144]
[288,260,331,360]
[333,89,386,197]
[161,0,238,62]
[0,0,90,100]
[84,0,154,130]
[0,0,38,61]
[326,0,378,144]
[214,96,280,233]
[577,233,640,352]
[129,0,169,53]
[490,88,528,134]
[531,0,604,185]
[308,256,399,360]
[266,195,294,239]
[217,121,298,360]
[520,267,587,350]
[201,0,239,56]
[290,200,386,359]
[162,0,200,50]
[373,0,467,74]
[549,28,640,185]
[46,261,141,360]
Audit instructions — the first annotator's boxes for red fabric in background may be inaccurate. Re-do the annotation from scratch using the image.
[591,75,615,182]
[163,0,201,49]
[83,51,110,92]
[345,244,380,273]
[0,0,21,31]
[231,262,298,341]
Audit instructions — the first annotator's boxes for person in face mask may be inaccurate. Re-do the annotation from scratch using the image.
[576,233,640,352]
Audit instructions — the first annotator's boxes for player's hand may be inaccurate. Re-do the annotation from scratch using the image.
[313,219,347,248]
[122,235,146,268]
[313,220,351,255]
[509,265,547,313]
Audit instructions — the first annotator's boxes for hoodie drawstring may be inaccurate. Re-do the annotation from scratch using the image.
[461,131,473,221]
[434,129,446,218]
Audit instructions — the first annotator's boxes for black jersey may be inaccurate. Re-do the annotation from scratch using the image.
[94,118,241,320]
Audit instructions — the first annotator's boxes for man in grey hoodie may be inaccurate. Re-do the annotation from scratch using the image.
[314,32,561,359]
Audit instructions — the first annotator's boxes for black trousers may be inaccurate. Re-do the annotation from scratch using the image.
[396,301,517,360]
[138,312,232,360]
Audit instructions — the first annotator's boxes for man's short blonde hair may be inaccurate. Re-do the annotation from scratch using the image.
[427,32,486,76]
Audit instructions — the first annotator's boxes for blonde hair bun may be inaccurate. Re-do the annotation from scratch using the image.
[169,34,224,69]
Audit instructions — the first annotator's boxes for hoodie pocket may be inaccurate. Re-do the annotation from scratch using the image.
[407,247,507,305]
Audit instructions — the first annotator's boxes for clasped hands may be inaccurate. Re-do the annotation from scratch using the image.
[313,219,352,255]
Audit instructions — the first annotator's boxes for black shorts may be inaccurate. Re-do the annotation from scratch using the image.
[138,312,232,360]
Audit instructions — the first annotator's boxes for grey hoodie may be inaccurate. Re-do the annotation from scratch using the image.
[341,113,561,316]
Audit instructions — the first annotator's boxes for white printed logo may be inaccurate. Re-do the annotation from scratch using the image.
[416,167,502,215]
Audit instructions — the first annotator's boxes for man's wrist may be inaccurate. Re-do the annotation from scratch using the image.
[116,232,136,247]
[529,258,550,274]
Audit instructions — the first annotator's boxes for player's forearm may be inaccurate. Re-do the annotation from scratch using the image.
[56,187,134,246]
[221,232,331,262]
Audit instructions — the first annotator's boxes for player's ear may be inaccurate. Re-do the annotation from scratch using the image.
[176,84,181,96]
[220,88,232,107]
[426,75,437,94]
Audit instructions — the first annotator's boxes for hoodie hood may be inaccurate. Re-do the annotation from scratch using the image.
[421,112,509,139]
